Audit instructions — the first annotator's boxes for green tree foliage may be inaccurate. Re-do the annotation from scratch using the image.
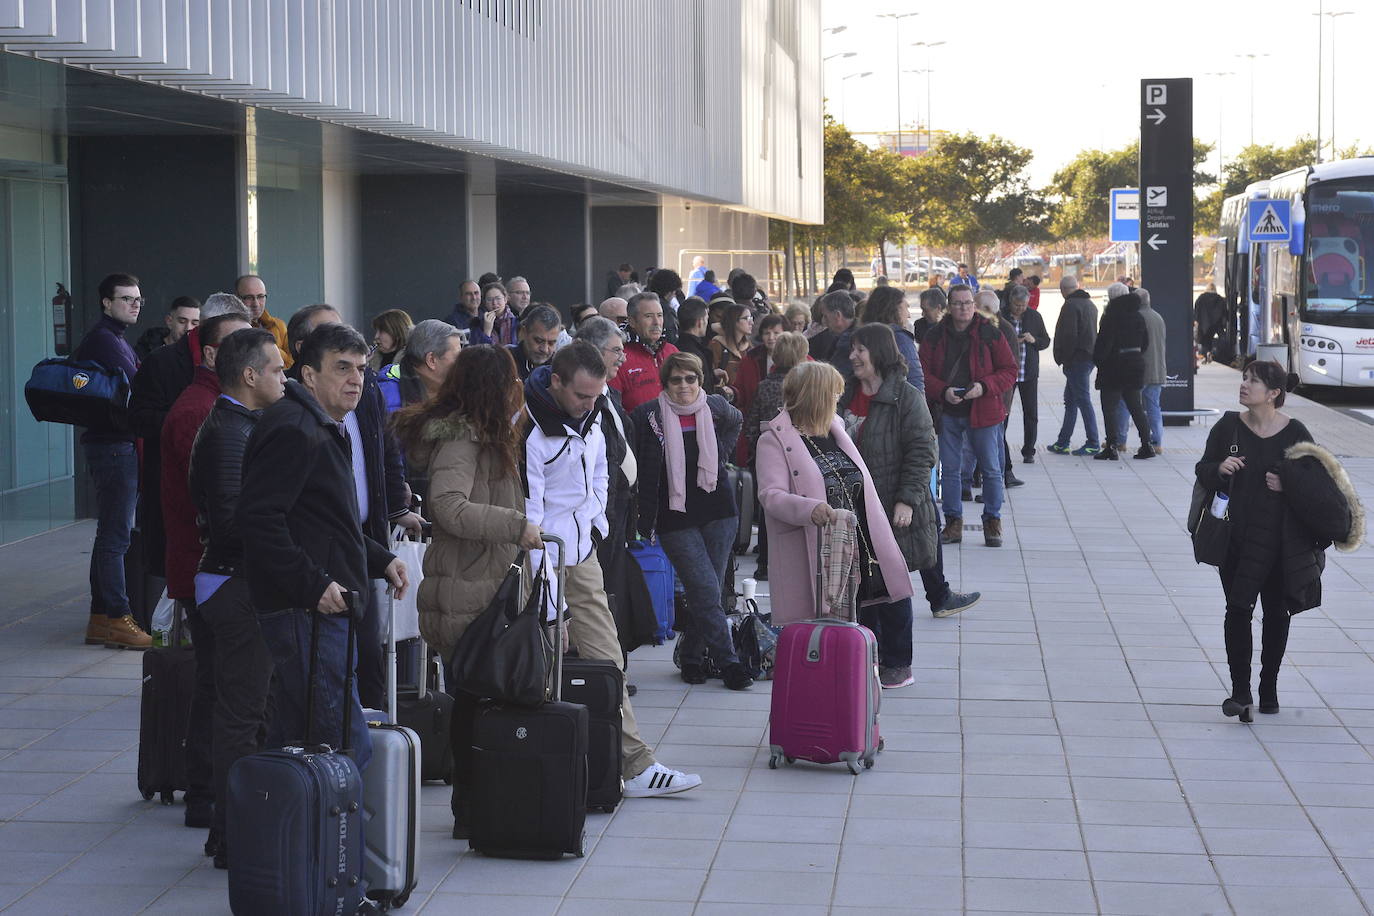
[908,132,1049,259]
[821,117,911,257]
[1219,137,1317,197]
[1047,140,1215,240]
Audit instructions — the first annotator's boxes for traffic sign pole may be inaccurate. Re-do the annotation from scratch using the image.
[1139,78,1194,422]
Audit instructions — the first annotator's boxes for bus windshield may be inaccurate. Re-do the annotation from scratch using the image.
[1303,180,1374,327]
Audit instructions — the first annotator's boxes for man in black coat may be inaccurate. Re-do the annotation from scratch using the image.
[1001,284,1051,462]
[238,324,408,771]
[187,327,285,865]
[128,292,250,586]
[284,304,417,709]
[1194,282,1226,362]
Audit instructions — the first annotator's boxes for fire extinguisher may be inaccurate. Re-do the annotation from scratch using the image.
[52,282,72,356]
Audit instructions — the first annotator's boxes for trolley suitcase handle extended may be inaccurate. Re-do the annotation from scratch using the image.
[540,533,569,703]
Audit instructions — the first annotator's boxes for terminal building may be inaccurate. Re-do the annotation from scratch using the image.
[0,0,823,545]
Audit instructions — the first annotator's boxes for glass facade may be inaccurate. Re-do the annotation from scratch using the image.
[0,55,74,544]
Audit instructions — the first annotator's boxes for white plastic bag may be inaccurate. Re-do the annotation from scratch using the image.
[386,527,425,643]
[151,589,176,642]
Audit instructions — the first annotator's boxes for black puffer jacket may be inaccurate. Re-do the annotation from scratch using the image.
[631,394,741,538]
[189,396,260,577]
[1093,293,1149,389]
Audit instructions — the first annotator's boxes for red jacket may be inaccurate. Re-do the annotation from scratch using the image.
[611,338,679,413]
[918,314,1018,429]
[161,368,221,599]
[730,344,769,462]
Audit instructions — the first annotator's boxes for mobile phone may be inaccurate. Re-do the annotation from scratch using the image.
[951,387,966,397]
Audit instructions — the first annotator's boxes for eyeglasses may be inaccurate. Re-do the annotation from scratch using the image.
[603,346,625,357]
[112,296,145,305]
[668,375,699,385]
[240,293,268,302]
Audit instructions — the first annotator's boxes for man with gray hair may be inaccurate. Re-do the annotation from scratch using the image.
[506,276,532,316]
[378,319,462,414]
[808,289,857,369]
[129,291,252,592]
[613,291,678,410]
[1001,283,1051,463]
[1047,274,1102,456]
[1126,287,1166,453]
[599,296,629,328]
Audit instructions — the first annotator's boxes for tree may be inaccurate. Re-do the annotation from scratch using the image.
[1046,140,1215,240]
[907,132,1049,263]
[1219,137,1317,197]
[821,117,910,262]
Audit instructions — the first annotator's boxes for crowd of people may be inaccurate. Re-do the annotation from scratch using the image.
[64,255,1358,886]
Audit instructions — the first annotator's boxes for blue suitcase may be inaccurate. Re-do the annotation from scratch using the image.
[629,538,675,643]
[226,612,366,916]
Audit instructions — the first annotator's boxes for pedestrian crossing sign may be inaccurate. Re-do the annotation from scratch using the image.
[1247,199,1291,242]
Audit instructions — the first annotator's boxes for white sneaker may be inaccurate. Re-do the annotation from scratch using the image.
[623,762,702,798]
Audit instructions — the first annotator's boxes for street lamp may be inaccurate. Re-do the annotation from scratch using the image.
[1234,52,1270,146]
[824,51,856,62]
[1313,10,1355,160]
[903,68,932,147]
[1203,71,1235,186]
[823,25,848,35]
[878,12,918,154]
[840,71,873,126]
[910,40,946,148]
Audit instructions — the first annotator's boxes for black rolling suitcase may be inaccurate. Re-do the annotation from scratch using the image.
[226,609,366,916]
[137,603,192,804]
[728,465,755,552]
[468,534,588,859]
[561,658,623,812]
[396,645,455,784]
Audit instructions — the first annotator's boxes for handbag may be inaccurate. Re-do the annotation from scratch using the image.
[446,551,553,706]
[1190,413,1239,567]
[25,357,131,429]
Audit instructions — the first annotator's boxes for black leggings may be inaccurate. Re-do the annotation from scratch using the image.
[1221,565,1292,700]
[1100,387,1150,449]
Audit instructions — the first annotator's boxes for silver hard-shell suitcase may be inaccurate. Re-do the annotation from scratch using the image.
[362,586,422,910]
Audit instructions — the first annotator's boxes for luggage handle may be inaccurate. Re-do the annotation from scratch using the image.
[540,533,568,703]
[304,600,357,754]
[813,517,858,624]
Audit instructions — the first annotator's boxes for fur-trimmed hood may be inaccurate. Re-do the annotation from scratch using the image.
[403,414,478,468]
[1283,440,1366,552]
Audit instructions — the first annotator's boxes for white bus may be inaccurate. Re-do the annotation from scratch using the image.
[1216,180,1270,364]
[1257,159,1374,388]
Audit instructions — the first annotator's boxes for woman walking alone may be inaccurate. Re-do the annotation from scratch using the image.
[1195,360,1363,721]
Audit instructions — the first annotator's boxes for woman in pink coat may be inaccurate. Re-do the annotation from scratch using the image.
[756,362,913,628]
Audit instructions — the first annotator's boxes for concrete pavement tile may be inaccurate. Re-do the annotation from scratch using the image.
[566,865,705,901]
[723,814,845,845]
[841,817,960,848]
[1071,776,1186,802]
[1086,851,1220,885]
[964,847,1090,881]
[1199,826,1334,857]
[698,867,836,905]
[733,790,850,817]
[1211,854,1351,887]
[434,854,582,897]
[964,821,1083,851]
[603,810,728,840]
[0,821,119,852]
[964,773,1072,799]
[837,843,961,877]
[1179,778,1298,805]
[845,794,961,821]
[696,904,830,916]
[831,872,962,909]
[849,771,961,796]
[1065,755,1177,780]
[585,835,719,870]
[1223,885,1369,915]
[1190,802,1314,830]
[1093,881,1229,915]
[0,883,164,915]
[963,877,1097,913]
[1075,799,1196,828]
[964,754,1069,777]
[712,841,838,872]
[416,894,560,915]
[962,796,1079,824]
[1081,824,1205,855]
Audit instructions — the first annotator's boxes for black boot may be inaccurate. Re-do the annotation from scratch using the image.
[1222,679,1254,723]
[1258,673,1279,714]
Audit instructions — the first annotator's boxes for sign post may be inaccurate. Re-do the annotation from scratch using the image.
[1139,78,1194,422]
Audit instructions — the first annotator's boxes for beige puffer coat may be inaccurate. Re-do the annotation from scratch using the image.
[411,414,527,655]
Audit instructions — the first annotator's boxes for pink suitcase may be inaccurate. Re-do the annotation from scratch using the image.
[767,537,882,775]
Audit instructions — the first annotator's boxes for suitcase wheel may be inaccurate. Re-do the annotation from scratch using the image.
[141,791,153,801]
[575,830,587,858]
[160,791,174,805]
[768,752,792,769]
[846,759,862,776]
[863,756,875,770]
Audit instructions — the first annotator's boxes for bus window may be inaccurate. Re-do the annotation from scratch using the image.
[1304,183,1374,317]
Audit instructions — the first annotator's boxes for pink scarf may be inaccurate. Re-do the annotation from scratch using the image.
[657,389,718,512]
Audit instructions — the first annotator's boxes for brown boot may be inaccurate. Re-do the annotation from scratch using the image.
[85,614,109,646]
[984,516,1003,548]
[940,517,963,544]
[104,614,153,650]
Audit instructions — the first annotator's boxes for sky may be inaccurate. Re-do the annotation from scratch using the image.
[822,0,1374,188]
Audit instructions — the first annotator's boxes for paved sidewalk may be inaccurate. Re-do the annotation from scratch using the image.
[0,361,1371,914]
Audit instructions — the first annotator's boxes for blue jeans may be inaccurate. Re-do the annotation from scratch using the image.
[259,609,372,771]
[859,598,913,668]
[84,441,138,618]
[1054,358,1099,448]
[1114,383,1163,447]
[660,516,739,669]
[939,415,1004,519]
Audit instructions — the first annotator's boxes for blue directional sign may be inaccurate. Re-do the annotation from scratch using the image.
[1247,198,1291,242]
[1109,188,1139,243]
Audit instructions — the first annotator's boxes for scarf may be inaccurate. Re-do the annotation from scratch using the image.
[657,389,718,513]
[819,510,860,618]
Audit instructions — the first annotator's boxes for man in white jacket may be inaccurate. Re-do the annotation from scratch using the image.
[523,341,701,798]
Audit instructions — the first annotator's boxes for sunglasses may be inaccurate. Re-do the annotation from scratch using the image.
[667,375,699,385]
